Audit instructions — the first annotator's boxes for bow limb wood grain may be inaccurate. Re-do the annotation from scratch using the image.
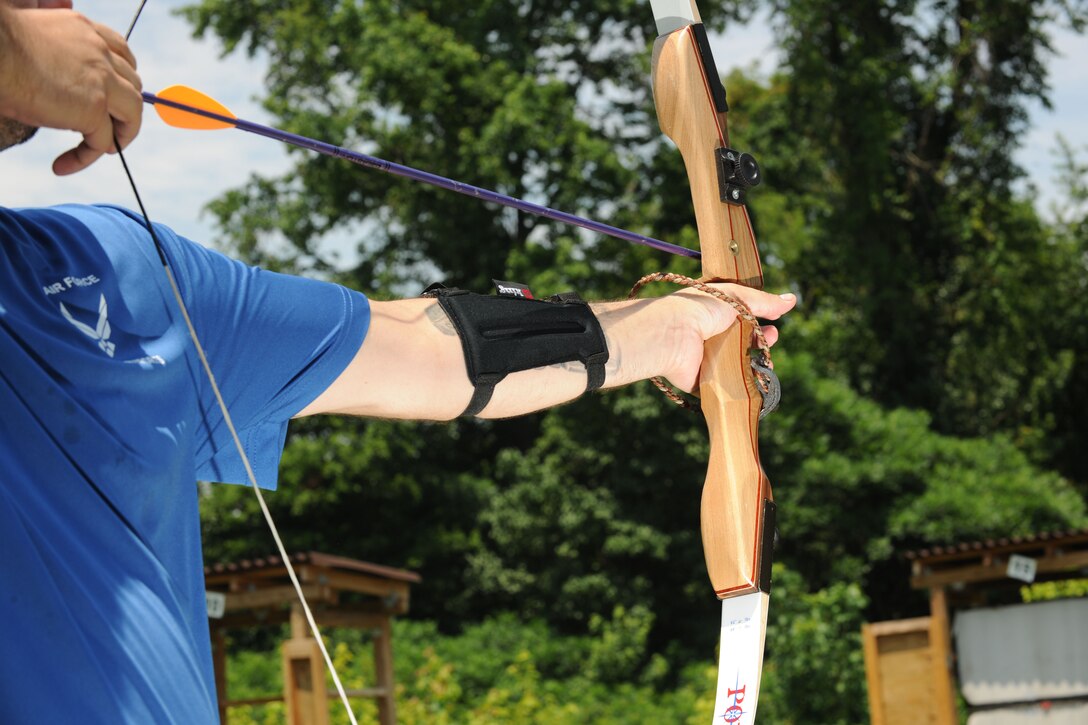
[650,4,775,677]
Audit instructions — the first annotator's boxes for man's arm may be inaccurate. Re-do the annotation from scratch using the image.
[0,1,142,174]
[298,286,795,420]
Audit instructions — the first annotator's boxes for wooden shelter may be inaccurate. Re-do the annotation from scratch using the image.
[906,528,1088,597]
[204,551,421,725]
[863,529,1088,724]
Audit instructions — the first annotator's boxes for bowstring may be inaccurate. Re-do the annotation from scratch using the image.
[117,3,358,722]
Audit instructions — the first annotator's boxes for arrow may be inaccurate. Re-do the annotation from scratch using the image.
[143,85,700,260]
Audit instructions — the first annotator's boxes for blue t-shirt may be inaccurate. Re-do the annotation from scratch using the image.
[0,205,370,723]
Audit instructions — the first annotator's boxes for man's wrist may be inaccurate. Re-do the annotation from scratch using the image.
[591,295,693,388]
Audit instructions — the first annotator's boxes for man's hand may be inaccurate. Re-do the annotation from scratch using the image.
[655,285,796,394]
[0,3,142,174]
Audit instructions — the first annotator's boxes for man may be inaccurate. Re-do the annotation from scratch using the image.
[0,1,796,722]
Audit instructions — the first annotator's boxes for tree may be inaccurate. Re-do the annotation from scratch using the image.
[754,0,1088,466]
[187,1,1087,717]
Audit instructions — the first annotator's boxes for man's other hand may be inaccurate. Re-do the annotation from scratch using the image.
[0,3,143,174]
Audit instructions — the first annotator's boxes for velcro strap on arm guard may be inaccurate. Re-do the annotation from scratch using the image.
[423,285,609,416]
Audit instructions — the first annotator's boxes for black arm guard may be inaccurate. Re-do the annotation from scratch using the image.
[423,285,609,416]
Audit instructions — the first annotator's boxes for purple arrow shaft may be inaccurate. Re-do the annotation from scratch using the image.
[143,91,699,259]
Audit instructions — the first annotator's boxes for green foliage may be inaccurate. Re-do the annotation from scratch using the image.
[584,605,658,685]
[1021,578,1088,603]
[220,596,870,724]
[763,352,1086,591]
[749,0,1088,469]
[220,645,284,724]
[180,0,690,294]
[183,0,1088,721]
[222,614,704,724]
[759,566,870,725]
[463,395,687,628]
[1041,137,1088,481]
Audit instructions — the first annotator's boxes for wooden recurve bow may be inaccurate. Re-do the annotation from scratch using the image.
[649,2,777,722]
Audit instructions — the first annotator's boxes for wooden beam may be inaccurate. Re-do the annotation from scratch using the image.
[928,588,958,724]
[336,688,389,698]
[206,567,298,588]
[289,604,308,639]
[864,616,932,637]
[911,549,1088,589]
[212,628,228,725]
[221,585,329,612]
[225,694,284,707]
[907,533,1088,566]
[209,601,395,631]
[209,609,291,630]
[861,623,886,725]
[313,610,387,630]
[374,617,397,725]
[299,566,412,612]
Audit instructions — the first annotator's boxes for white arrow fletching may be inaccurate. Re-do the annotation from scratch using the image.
[712,592,768,724]
[650,0,702,35]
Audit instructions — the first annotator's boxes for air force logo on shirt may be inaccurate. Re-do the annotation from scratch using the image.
[60,294,116,358]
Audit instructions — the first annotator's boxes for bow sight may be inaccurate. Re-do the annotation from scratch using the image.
[717,147,761,205]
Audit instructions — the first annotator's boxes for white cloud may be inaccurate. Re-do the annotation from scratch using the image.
[1020,23,1088,214]
[0,0,291,245]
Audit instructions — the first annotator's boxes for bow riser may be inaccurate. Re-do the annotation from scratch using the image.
[651,23,773,600]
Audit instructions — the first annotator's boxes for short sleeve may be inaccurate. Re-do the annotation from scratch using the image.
[104,207,370,488]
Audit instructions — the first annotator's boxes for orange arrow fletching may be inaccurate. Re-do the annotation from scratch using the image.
[154,85,237,130]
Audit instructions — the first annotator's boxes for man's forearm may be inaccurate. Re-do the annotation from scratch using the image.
[297,294,695,421]
[294,280,802,423]
[475,296,689,418]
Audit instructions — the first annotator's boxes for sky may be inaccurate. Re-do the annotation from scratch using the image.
[1,1,1085,250]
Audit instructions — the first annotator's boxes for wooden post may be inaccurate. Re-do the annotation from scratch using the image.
[861,617,955,725]
[928,586,958,723]
[373,618,397,725]
[861,622,885,725]
[282,605,329,725]
[211,628,228,725]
